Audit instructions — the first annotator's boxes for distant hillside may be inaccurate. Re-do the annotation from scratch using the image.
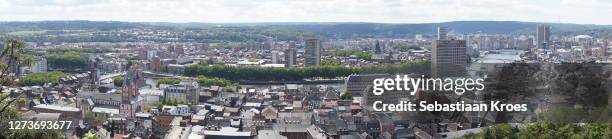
[0,20,149,32]
[1,20,612,39]
[252,21,612,37]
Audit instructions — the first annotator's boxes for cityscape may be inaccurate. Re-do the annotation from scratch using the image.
[0,1,612,139]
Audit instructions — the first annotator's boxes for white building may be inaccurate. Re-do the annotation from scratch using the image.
[31,58,47,73]
[176,104,190,115]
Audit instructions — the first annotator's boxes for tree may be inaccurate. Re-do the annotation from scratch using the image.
[194,75,237,87]
[19,71,66,86]
[46,51,88,69]
[156,103,163,111]
[321,60,340,66]
[15,98,26,109]
[144,104,152,111]
[460,122,612,139]
[184,64,362,81]
[483,124,514,138]
[0,39,31,113]
[156,78,181,87]
[327,50,372,60]
[83,131,99,139]
[0,95,64,138]
[354,51,372,60]
[113,76,124,87]
[340,92,353,100]
[169,99,177,106]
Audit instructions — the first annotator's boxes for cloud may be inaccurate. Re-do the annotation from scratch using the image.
[0,0,610,24]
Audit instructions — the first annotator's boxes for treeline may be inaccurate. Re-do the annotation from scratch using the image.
[195,75,239,87]
[391,43,422,52]
[19,71,66,86]
[460,122,611,139]
[156,78,181,87]
[184,60,430,81]
[46,51,88,69]
[185,65,359,81]
[18,31,138,43]
[180,27,314,43]
[155,76,238,88]
[45,47,112,53]
[327,49,373,60]
[12,26,315,43]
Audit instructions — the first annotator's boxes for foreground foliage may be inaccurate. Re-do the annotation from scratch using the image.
[459,122,612,139]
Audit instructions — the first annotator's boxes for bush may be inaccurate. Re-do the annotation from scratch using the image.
[112,77,124,87]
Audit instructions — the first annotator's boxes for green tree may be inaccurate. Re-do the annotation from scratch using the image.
[340,92,353,100]
[321,60,340,66]
[1,39,31,86]
[83,131,99,139]
[354,51,372,60]
[1,39,36,113]
[194,75,237,87]
[156,78,181,87]
[46,51,88,69]
[15,98,26,109]
[19,71,66,86]
[113,76,124,87]
[0,95,64,138]
[156,103,163,111]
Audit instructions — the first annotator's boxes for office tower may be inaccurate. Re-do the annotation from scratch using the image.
[264,37,274,50]
[431,39,467,78]
[537,24,551,49]
[285,43,297,67]
[305,38,321,66]
[437,27,448,40]
[375,40,382,54]
[271,50,281,64]
[600,41,609,60]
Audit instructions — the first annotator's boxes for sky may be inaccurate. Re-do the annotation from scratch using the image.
[0,0,611,25]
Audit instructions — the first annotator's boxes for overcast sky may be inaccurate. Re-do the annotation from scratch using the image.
[0,0,611,24]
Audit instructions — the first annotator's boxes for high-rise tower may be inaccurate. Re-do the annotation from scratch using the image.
[285,43,297,67]
[431,39,467,78]
[438,27,448,40]
[537,24,551,49]
[304,38,321,66]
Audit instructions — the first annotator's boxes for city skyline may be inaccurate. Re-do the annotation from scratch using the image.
[1,0,612,25]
